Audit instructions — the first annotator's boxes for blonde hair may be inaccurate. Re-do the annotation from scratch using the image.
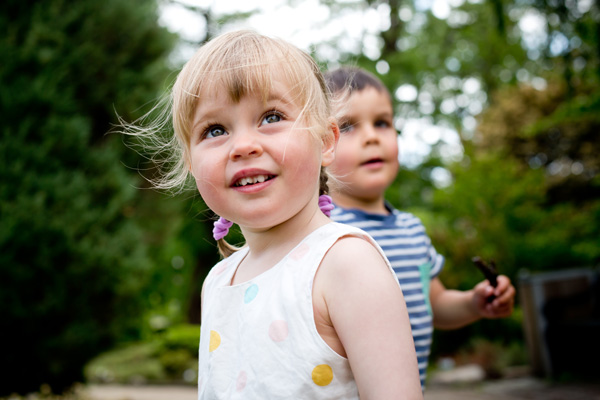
[122,30,335,257]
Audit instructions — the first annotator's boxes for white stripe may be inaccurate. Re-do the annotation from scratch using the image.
[387,247,430,258]
[411,315,433,325]
[404,293,426,302]
[391,257,431,268]
[331,213,354,222]
[345,220,390,229]
[412,327,434,336]
[395,271,421,280]
[366,227,425,237]
[398,282,423,290]
[407,304,430,314]
[416,349,431,357]
[414,338,432,347]
[377,236,428,247]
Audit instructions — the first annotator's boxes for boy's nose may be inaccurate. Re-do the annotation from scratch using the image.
[362,125,379,145]
[229,129,263,160]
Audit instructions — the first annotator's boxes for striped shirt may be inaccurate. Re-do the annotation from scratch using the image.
[331,203,444,388]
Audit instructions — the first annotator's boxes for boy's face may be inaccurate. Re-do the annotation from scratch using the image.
[329,87,399,204]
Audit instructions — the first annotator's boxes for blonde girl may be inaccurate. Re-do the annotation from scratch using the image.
[127,30,422,399]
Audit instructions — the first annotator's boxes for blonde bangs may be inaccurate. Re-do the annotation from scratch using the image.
[173,31,330,147]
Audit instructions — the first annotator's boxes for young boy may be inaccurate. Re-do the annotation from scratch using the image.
[325,67,516,388]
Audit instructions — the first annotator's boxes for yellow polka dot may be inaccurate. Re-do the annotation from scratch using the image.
[209,330,221,352]
[311,364,333,386]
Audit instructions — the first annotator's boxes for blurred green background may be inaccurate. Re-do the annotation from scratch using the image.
[1,0,598,396]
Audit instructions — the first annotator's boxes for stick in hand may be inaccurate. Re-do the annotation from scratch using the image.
[471,256,498,302]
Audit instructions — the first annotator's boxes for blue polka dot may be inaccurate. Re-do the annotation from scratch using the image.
[244,284,259,304]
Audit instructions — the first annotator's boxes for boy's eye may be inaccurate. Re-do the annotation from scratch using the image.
[375,120,391,128]
[204,125,227,139]
[261,112,282,125]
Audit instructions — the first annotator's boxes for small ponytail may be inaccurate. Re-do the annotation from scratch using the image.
[217,238,239,258]
[319,166,330,196]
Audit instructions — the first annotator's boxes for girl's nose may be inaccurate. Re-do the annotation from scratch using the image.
[229,129,263,160]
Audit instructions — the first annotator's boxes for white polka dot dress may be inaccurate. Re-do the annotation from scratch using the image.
[198,222,395,399]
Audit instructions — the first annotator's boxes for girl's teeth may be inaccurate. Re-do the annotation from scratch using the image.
[237,175,269,186]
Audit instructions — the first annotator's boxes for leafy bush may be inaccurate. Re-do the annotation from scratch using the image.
[160,323,201,354]
[0,0,175,395]
[85,324,200,385]
[85,343,165,384]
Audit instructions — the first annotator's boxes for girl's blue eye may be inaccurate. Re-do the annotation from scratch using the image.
[339,122,354,133]
[205,125,227,138]
[261,112,282,125]
[375,120,391,128]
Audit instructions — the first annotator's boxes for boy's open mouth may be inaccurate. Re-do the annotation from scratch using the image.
[361,158,383,166]
[233,174,275,187]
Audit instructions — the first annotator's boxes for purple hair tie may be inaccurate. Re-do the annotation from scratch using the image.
[319,194,334,217]
[213,217,233,241]
[213,196,332,241]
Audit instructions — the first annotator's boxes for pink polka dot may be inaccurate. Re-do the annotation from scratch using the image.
[236,371,247,392]
[290,243,309,260]
[269,320,289,342]
[214,262,228,275]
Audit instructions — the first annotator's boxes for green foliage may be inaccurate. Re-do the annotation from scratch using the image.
[163,196,222,325]
[428,152,600,287]
[84,342,165,384]
[160,323,201,355]
[0,0,176,395]
[1,120,150,392]
[386,158,441,210]
[85,324,200,385]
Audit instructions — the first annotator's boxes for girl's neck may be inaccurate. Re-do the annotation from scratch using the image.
[232,195,330,284]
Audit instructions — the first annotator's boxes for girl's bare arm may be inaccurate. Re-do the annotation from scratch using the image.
[316,236,423,400]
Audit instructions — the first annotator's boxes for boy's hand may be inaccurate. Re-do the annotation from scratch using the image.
[472,275,515,319]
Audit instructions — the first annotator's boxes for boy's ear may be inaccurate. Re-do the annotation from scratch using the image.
[321,119,339,167]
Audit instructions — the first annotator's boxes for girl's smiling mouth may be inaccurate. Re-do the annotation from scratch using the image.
[230,169,277,189]
[233,174,275,187]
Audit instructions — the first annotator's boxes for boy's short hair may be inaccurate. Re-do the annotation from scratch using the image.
[324,67,389,96]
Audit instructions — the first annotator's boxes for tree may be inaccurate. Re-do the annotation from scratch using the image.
[0,0,176,394]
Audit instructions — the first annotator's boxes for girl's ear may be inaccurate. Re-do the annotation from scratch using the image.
[321,119,339,167]
[186,153,196,179]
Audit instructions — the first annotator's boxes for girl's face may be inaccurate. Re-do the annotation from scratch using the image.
[189,79,335,232]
